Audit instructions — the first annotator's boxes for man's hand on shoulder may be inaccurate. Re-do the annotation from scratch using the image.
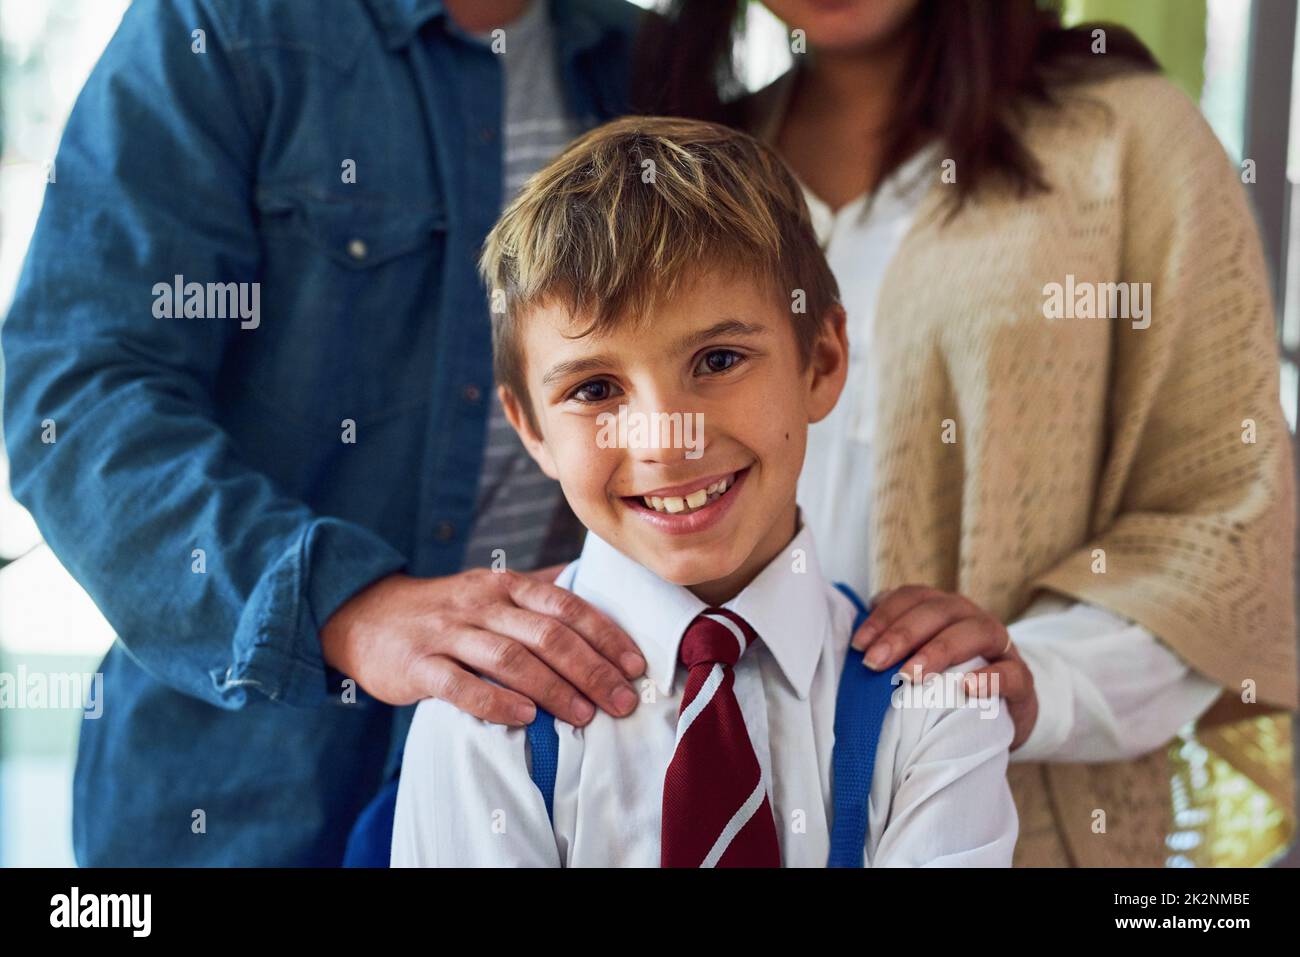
[320,569,645,727]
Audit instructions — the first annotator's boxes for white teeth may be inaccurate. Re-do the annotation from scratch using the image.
[639,472,737,515]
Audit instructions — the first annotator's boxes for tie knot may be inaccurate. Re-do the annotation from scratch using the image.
[680,609,757,669]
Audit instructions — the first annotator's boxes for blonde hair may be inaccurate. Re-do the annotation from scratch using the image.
[479,115,840,428]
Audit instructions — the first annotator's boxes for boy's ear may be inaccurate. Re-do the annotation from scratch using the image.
[807,304,849,424]
[499,384,561,481]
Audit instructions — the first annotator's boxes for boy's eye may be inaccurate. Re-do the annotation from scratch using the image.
[569,379,619,403]
[696,349,745,376]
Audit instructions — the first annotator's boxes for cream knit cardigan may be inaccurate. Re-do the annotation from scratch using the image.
[842,71,1297,866]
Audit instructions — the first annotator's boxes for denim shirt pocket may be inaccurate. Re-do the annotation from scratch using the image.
[247,186,449,433]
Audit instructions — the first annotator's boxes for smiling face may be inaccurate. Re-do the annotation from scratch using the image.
[501,266,847,606]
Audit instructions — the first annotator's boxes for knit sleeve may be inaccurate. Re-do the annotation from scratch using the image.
[1030,74,1298,709]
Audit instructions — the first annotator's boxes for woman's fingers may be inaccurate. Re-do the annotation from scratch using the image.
[895,617,1007,682]
[962,658,1038,748]
[851,584,938,651]
[851,582,1036,747]
[961,660,1030,702]
[411,654,540,726]
[862,592,972,670]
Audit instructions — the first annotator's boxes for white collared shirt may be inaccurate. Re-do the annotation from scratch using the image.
[753,71,1224,763]
[392,521,1018,867]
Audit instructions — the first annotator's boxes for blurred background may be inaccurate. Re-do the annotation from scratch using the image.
[0,0,1297,866]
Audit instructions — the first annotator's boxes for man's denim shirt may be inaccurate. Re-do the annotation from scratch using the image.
[0,0,639,865]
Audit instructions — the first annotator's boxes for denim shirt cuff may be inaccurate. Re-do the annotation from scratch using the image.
[216,518,407,708]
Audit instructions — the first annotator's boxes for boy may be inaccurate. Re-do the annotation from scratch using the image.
[391,117,1017,866]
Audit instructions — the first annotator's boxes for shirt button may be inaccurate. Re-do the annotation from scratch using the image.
[479,127,495,144]
[462,383,482,403]
[435,521,456,541]
[346,238,368,261]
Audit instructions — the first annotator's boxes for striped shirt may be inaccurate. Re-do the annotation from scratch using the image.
[462,0,586,572]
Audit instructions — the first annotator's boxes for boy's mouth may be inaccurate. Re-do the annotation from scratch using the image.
[638,471,734,514]
[620,465,752,534]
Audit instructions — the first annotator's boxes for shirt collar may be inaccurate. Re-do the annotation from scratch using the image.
[569,511,831,699]
[749,65,939,241]
[363,0,446,49]
[364,0,606,53]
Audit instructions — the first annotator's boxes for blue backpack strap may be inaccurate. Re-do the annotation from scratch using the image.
[525,560,578,824]
[828,581,903,868]
[525,708,559,823]
[342,774,401,867]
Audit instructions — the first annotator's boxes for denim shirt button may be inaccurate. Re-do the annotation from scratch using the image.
[478,127,495,144]
[346,238,368,261]
[461,383,481,403]
[435,521,456,541]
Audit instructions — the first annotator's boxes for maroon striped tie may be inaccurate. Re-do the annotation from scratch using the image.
[661,608,781,867]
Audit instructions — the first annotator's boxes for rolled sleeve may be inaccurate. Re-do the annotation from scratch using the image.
[215,517,408,708]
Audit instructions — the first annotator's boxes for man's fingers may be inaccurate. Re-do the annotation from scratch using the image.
[447,627,592,727]
[894,618,1007,682]
[852,584,938,651]
[505,573,646,679]
[863,594,969,670]
[413,655,538,726]
[484,602,639,719]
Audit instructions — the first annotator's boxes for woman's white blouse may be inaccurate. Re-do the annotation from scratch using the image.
[793,149,1223,761]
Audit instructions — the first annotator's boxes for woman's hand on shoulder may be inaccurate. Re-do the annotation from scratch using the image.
[852,584,1038,750]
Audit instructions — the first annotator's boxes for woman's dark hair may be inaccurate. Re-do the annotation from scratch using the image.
[630,0,1160,207]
